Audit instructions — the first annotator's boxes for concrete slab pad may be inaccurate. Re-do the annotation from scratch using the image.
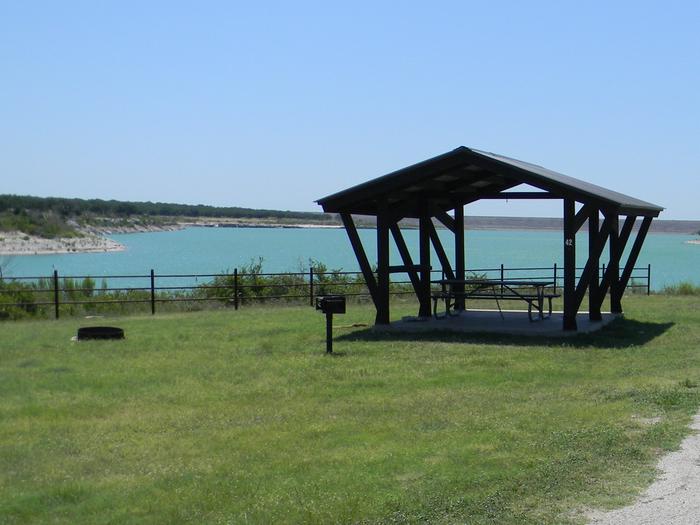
[374,309,619,337]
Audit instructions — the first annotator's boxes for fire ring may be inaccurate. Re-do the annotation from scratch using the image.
[77,326,125,341]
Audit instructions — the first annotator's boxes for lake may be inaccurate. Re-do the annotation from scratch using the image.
[2,227,698,290]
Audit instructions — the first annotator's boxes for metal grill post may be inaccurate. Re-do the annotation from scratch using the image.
[326,312,333,353]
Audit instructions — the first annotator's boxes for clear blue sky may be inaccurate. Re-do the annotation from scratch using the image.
[1,1,698,219]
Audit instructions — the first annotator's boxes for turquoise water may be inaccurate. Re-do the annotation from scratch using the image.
[2,227,698,290]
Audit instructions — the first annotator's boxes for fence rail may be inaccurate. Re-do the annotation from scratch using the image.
[0,263,652,319]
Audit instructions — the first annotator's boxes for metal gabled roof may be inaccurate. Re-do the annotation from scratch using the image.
[316,146,663,217]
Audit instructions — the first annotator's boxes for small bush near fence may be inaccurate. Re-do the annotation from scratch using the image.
[0,280,38,320]
[662,281,700,295]
[197,258,374,305]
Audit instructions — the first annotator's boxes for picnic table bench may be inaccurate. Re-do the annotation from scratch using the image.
[432,279,560,321]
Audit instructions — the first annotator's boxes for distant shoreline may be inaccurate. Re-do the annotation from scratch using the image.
[0,231,126,255]
[0,219,343,255]
[2,217,699,256]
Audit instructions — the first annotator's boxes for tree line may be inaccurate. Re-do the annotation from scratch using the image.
[0,194,331,221]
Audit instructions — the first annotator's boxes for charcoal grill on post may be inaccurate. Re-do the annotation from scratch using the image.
[315,295,346,354]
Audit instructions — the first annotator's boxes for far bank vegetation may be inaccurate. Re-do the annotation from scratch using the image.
[0,194,338,239]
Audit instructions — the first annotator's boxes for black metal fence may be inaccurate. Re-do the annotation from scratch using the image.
[0,263,652,319]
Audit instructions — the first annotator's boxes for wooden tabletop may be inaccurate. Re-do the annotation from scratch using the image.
[433,279,554,287]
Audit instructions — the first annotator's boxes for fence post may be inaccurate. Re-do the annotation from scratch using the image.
[647,264,651,295]
[53,269,59,320]
[309,267,314,306]
[500,263,504,293]
[150,269,156,315]
[553,263,558,294]
[233,268,239,310]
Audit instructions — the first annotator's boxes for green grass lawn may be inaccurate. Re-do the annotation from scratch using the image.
[1,295,700,524]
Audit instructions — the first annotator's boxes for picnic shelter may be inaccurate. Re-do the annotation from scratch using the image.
[316,147,663,331]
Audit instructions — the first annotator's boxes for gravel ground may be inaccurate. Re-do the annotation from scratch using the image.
[588,413,700,525]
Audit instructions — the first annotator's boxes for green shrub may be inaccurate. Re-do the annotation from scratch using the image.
[662,281,700,295]
[626,277,648,295]
[0,281,38,319]
[0,209,79,239]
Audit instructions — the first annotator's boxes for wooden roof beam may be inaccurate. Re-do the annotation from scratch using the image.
[477,191,560,199]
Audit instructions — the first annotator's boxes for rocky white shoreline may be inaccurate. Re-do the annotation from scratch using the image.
[0,218,342,255]
[0,231,125,255]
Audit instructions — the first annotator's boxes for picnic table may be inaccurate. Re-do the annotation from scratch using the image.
[432,279,559,321]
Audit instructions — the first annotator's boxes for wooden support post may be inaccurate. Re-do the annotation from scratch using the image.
[619,215,636,252]
[428,220,454,280]
[418,207,432,318]
[574,204,592,233]
[575,216,610,311]
[619,216,653,291]
[588,210,602,321]
[608,213,622,314]
[454,205,465,310]
[390,223,422,298]
[434,209,456,232]
[376,206,391,325]
[340,213,378,304]
[563,199,577,330]
[599,214,635,305]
